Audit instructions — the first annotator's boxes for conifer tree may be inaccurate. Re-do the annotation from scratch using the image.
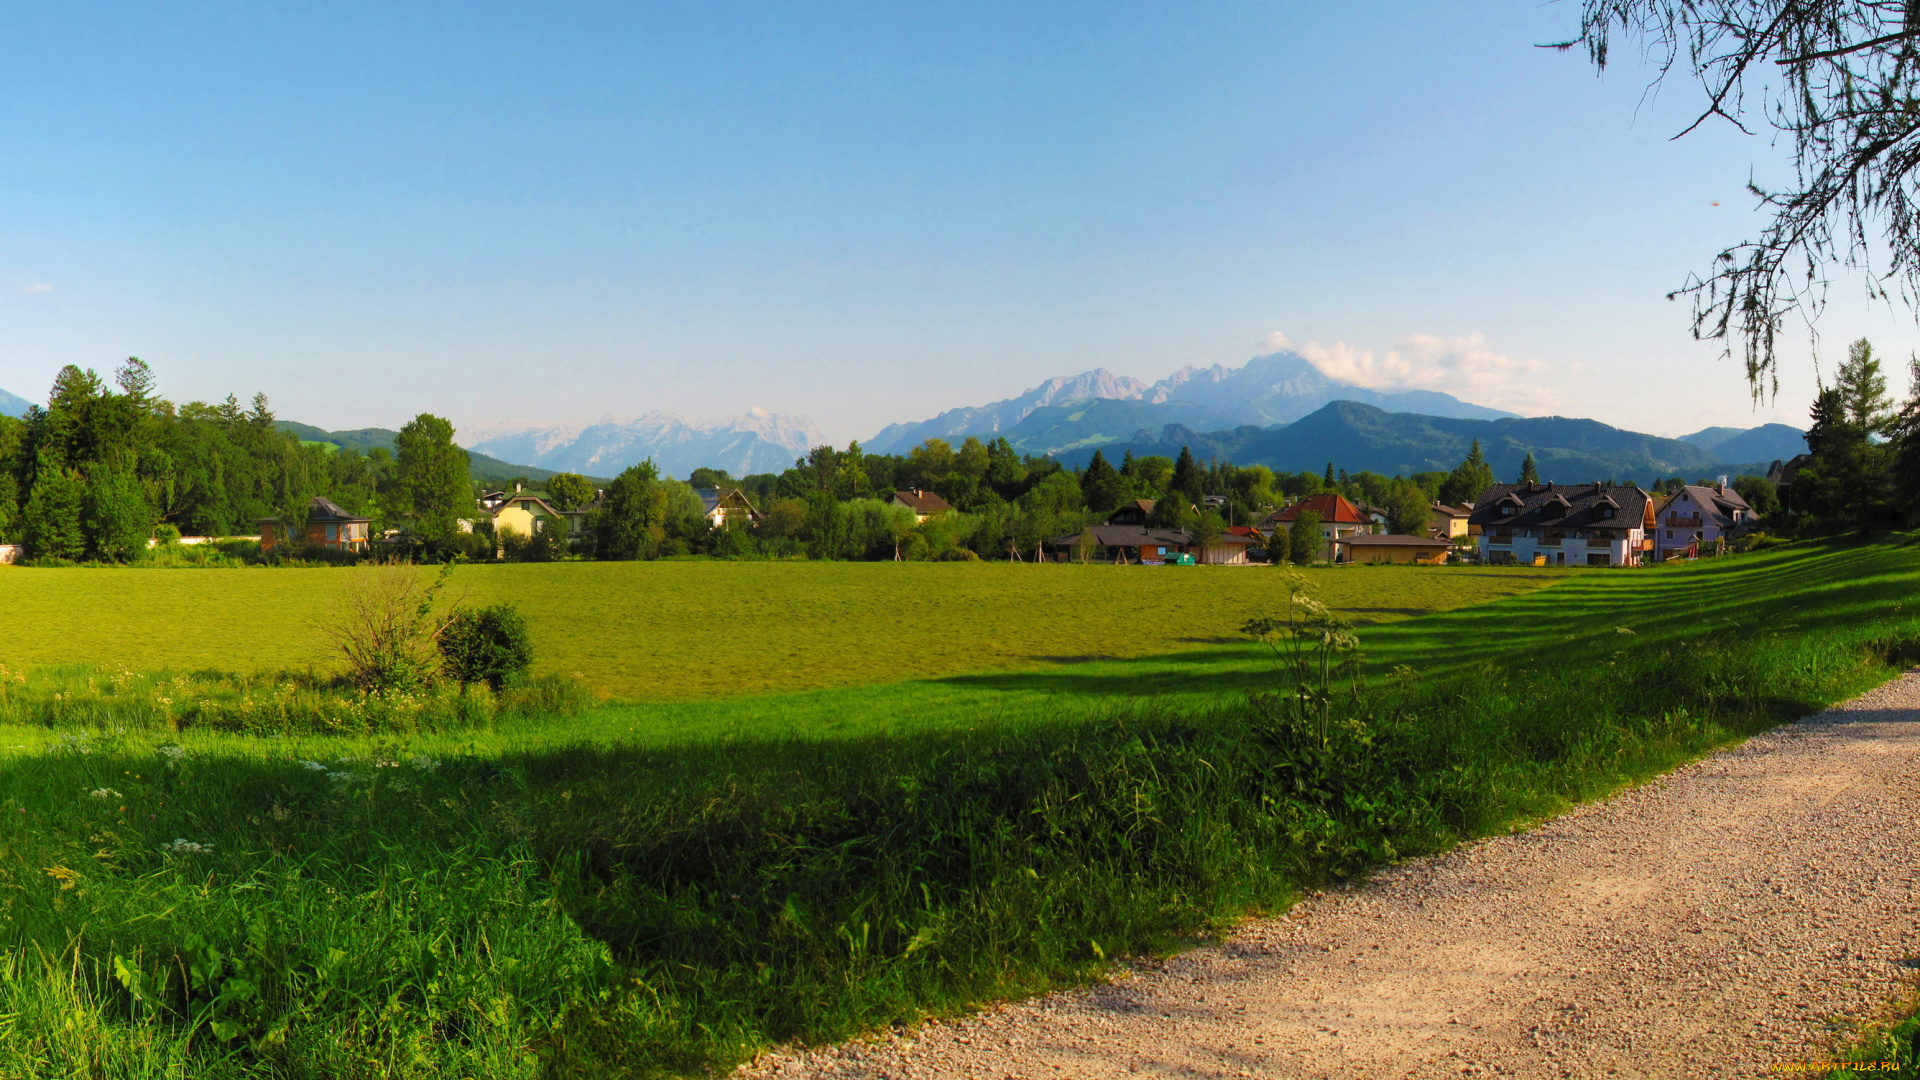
[1078,450,1127,514]
[1441,440,1496,507]
[1520,451,1540,485]
[22,453,85,560]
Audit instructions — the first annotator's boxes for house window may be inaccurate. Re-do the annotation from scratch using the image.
[1587,554,1611,566]
[325,524,338,542]
[1665,530,1672,539]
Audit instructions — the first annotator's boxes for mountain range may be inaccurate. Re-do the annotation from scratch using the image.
[1677,423,1808,464]
[459,409,823,480]
[0,386,31,418]
[865,351,1515,455]
[1056,401,1798,486]
[5,353,1812,492]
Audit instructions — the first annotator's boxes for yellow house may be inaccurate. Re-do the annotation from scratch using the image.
[489,492,588,542]
[1430,501,1473,539]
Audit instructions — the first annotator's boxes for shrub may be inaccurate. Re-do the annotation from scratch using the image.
[497,524,529,561]
[322,561,456,692]
[439,604,535,690]
[1264,527,1290,565]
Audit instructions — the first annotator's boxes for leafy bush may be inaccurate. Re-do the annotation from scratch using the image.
[322,562,456,692]
[440,604,535,690]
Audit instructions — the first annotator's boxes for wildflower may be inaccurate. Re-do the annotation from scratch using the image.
[159,838,214,855]
[408,755,441,772]
[87,788,121,799]
[298,760,327,771]
[156,745,186,764]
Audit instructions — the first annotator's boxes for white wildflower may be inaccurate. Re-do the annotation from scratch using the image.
[156,745,186,764]
[407,755,441,772]
[88,788,122,799]
[159,838,214,855]
[298,760,327,771]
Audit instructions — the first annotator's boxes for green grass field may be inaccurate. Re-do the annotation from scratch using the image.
[0,545,1915,1078]
[0,560,1577,701]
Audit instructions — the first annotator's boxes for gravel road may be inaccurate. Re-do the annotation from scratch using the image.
[743,672,1920,1079]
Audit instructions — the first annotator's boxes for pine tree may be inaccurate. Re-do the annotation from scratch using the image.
[22,453,85,560]
[1079,450,1127,514]
[1520,451,1539,485]
[1441,439,1496,507]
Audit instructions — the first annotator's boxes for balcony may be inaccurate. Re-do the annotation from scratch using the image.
[1664,514,1703,528]
[1586,537,1612,548]
[1539,536,1562,546]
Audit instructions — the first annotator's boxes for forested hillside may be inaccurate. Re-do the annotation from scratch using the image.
[1060,401,1770,484]
[275,421,584,487]
[0,361,471,554]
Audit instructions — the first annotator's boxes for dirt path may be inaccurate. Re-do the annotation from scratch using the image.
[745,673,1920,1079]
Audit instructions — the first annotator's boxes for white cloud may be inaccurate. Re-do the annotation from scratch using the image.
[1262,329,1561,413]
[22,283,52,294]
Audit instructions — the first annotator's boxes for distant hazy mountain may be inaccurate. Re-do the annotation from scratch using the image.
[0,386,31,418]
[865,350,1515,454]
[991,398,1242,457]
[276,422,577,485]
[867,369,1161,453]
[1058,401,1734,486]
[1678,423,1807,465]
[462,408,824,480]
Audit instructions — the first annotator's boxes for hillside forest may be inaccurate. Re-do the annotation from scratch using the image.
[1,347,1909,564]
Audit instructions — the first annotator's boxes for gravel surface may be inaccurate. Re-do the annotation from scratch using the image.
[742,673,1920,1079]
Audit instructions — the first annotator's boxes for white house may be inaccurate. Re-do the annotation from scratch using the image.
[1470,482,1655,567]
[1653,481,1753,561]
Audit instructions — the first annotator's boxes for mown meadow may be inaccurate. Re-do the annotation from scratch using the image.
[0,546,1915,1078]
[0,560,1574,700]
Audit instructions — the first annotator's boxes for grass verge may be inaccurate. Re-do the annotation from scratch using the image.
[0,542,1914,1076]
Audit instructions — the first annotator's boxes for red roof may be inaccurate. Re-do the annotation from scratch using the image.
[1225,525,1261,537]
[1272,493,1367,525]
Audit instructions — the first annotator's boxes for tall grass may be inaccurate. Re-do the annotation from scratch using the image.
[0,553,1909,1077]
[0,664,594,736]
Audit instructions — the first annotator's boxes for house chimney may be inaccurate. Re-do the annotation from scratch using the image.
[514,479,524,493]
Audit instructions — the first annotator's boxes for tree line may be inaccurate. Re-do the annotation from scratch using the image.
[0,360,475,561]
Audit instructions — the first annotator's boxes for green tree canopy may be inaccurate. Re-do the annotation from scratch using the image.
[1519,451,1540,486]
[592,461,668,560]
[385,414,471,547]
[545,472,595,512]
[1385,478,1432,536]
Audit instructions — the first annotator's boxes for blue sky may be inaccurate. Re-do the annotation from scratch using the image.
[0,1,1906,442]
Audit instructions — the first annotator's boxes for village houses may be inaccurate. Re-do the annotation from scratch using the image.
[1265,493,1371,563]
[1469,482,1654,567]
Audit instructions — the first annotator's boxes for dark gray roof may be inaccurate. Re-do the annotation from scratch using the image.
[307,496,372,522]
[257,495,372,525]
[1662,484,1750,530]
[1468,482,1650,528]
